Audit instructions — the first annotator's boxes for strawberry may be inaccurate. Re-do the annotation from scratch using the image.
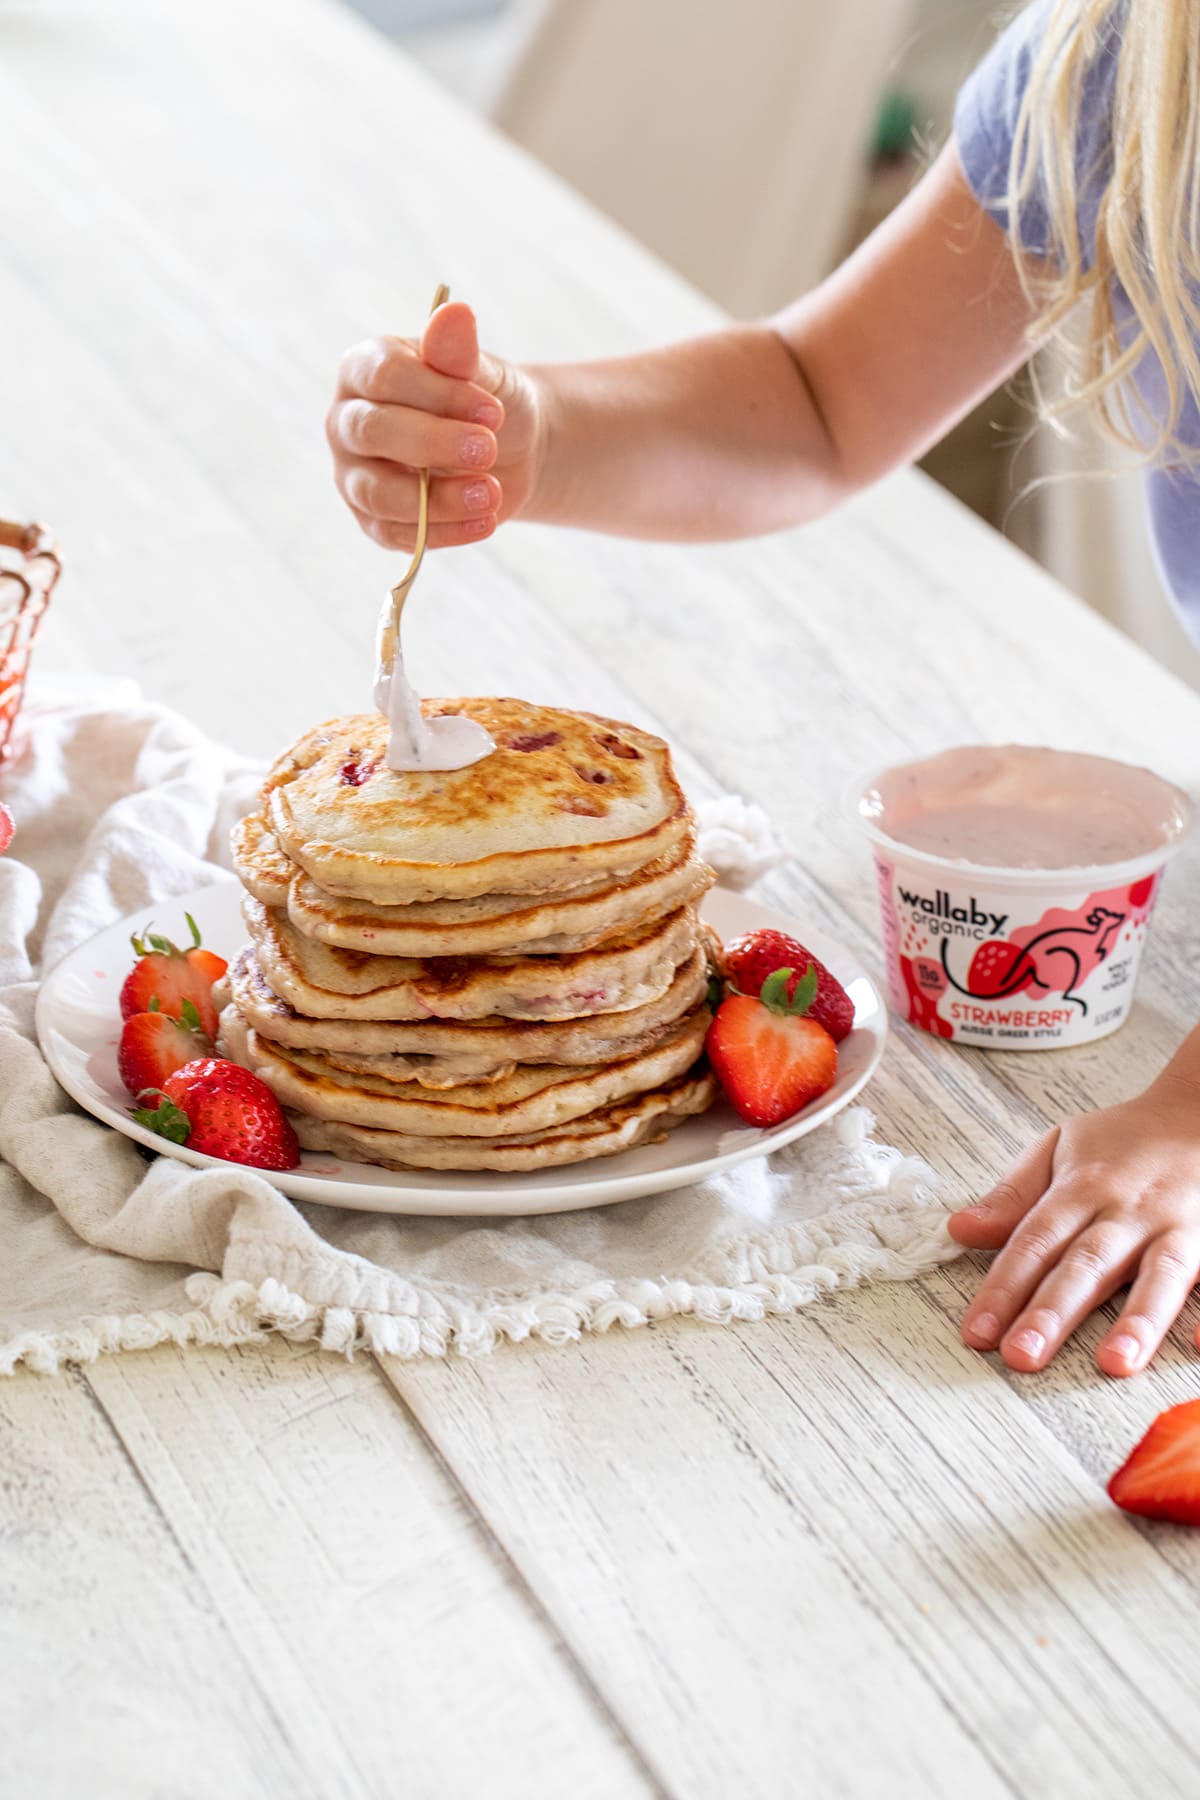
[118,999,211,1098]
[723,928,854,1042]
[1108,1399,1200,1525]
[0,802,12,855]
[133,1057,299,1171]
[706,968,839,1127]
[119,912,228,1038]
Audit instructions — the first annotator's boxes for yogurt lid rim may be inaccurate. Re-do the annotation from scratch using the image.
[844,757,1197,888]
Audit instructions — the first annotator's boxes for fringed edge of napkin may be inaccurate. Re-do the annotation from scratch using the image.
[2,1112,959,1374]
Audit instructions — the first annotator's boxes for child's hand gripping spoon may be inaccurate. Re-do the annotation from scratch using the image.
[374,284,495,773]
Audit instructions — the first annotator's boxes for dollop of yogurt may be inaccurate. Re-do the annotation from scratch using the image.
[374,605,494,773]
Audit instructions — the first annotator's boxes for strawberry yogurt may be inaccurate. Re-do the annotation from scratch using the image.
[853,746,1194,1050]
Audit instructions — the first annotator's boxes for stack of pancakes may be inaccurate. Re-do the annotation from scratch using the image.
[218,698,718,1172]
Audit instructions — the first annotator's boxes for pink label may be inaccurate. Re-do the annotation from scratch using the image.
[871,855,1162,1049]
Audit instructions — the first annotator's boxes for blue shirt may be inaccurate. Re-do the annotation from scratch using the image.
[954,0,1200,644]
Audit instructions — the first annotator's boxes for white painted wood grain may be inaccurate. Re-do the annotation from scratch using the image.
[0,1366,338,1800]
[11,1344,652,1799]
[386,1279,1200,1799]
[5,2,1200,1797]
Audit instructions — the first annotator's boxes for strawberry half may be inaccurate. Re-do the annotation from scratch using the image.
[706,967,839,1127]
[1108,1398,1200,1525]
[118,999,212,1098]
[0,802,13,856]
[133,1057,299,1171]
[724,928,854,1042]
[119,912,228,1038]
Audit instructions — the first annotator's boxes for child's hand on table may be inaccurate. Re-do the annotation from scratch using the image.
[951,1041,1200,1376]
[326,300,545,550]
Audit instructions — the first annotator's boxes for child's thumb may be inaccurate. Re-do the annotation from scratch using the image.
[421,300,485,383]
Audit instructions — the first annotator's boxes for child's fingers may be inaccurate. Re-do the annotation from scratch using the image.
[330,399,499,475]
[960,1181,1091,1350]
[348,503,496,552]
[1097,1228,1200,1376]
[420,301,508,396]
[995,1222,1145,1371]
[948,1128,1059,1248]
[337,458,501,526]
[337,335,504,428]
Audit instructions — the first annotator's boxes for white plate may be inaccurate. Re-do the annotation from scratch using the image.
[36,883,887,1216]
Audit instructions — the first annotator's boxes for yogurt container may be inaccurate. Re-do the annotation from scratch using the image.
[852,745,1194,1050]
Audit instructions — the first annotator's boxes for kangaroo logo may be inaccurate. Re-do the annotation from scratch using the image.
[940,906,1126,1017]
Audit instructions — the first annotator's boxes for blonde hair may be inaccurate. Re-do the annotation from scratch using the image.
[1007,0,1200,462]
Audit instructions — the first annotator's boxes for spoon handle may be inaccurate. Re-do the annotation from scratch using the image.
[386,282,450,633]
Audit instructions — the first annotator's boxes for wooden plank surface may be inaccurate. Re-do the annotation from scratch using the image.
[1,1340,652,1799]
[4,0,1200,1796]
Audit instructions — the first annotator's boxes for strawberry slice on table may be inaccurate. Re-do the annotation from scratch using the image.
[1108,1399,1200,1525]
[117,999,212,1098]
[706,966,839,1128]
[133,1057,300,1172]
[0,802,13,855]
[119,912,228,1038]
[723,927,855,1042]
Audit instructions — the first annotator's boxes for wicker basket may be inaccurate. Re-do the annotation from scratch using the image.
[0,519,60,763]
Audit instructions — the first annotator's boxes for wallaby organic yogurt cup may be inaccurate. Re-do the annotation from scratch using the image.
[852,746,1194,1050]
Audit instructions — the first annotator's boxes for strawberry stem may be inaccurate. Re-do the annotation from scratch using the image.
[131,1093,191,1144]
[760,964,819,1017]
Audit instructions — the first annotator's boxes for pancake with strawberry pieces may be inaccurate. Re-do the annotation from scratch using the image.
[233,812,714,959]
[289,1069,716,1173]
[221,699,719,1172]
[263,700,690,905]
[219,1001,709,1139]
[221,945,709,1080]
[241,893,700,1022]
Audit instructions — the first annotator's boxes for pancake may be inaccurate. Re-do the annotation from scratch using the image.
[286,842,715,958]
[225,944,709,1071]
[230,811,292,907]
[219,1002,710,1137]
[242,894,700,1022]
[289,1068,717,1171]
[263,701,691,903]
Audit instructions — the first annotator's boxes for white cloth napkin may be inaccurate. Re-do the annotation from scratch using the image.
[0,679,959,1373]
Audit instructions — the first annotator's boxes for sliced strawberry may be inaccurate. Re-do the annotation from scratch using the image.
[724,928,854,1042]
[117,999,211,1098]
[133,1056,299,1171]
[119,911,228,1037]
[1108,1399,1200,1525]
[0,802,13,855]
[707,991,838,1127]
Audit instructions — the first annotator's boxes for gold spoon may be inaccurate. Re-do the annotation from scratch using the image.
[377,281,450,677]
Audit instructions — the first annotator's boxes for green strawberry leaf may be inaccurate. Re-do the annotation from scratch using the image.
[759,964,819,1017]
[706,971,723,1012]
[146,932,178,957]
[131,1094,191,1145]
[185,912,202,949]
[179,997,202,1033]
[148,995,161,1013]
[759,967,794,1012]
[787,964,819,1017]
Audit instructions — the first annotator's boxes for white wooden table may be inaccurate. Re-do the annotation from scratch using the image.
[5,4,1200,1795]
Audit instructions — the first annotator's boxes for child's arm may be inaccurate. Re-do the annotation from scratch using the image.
[326,140,1040,549]
[950,1027,1200,1376]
